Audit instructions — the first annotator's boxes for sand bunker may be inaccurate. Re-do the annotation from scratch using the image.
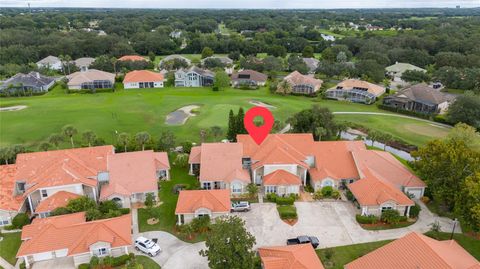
[0,105,27,112]
[165,105,200,125]
[249,100,276,109]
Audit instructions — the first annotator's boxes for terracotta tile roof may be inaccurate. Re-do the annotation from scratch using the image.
[117,55,147,62]
[35,191,81,213]
[22,212,86,240]
[348,168,414,206]
[18,212,131,257]
[101,150,169,199]
[309,141,365,182]
[284,71,323,88]
[0,165,24,211]
[188,146,202,164]
[175,189,231,214]
[334,79,385,97]
[352,150,425,188]
[15,146,114,196]
[263,170,302,186]
[259,244,325,269]
[123,70,164,83]
[197,143,249,183]
[231,70,268,83]
[345,232,480,269]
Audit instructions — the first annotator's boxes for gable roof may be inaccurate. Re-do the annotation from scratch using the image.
[0,72,55,90]
[231,69,268,83]
[259,244,325,269]
[0,165,24,212]
[159,54,191,65]
[123,70,164,83]
[348,168,414,206]
[345,232,480,269]
[17,212,131,257]
[183,66,214,77]
[188,146,202,164]
[35,191,81,213]
[263,170,302,186]
[303,58,320,72]
[74,57,95,68]
[197,143,249,183]
[175,189,231,214]
[284,71,323,88]
[101,150,169,199]
[388,83,453,105]
[117,55,147,62]
[36,55,60,65]
[335,79,385,97]
[67,69,115,86]
[385,62,426,74]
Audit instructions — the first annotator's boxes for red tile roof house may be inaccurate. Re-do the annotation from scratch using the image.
[123,70,164,89]
[0,164,26,227]
[117,55,148,62]
[17,212,131,268]
[345,232,480,269]
[258,244,325,269]
[175,189,230,225]
[34,191,81,218]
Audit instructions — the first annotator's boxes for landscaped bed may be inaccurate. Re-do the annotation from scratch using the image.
[277,205,298,225]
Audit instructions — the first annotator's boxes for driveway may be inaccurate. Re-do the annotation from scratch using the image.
[236,201,459,249]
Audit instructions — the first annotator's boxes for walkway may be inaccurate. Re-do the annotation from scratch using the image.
[0,257,15,269]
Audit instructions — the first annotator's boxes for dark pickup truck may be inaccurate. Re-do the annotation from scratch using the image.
[286,236,320,249]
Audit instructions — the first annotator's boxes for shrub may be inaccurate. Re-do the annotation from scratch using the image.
[50,207,71,216]
[381,209,401,224]
[346,189,355,201]
[98,200,120,213]
[212,86,219,91]
[321,186,333,197]
[12,213,30,229]
[275,196,295,206]
[420,196,430,204]
[119,208,131,214]
[191,215,211,233]
[409,203,421,218]
[266,193,278,203]
[304,184,314,193]
[112,254,132,267]
[19,261,26,269]
[331,189,340,199]
[356,214,378,224]
[313,190,324,200]
[277,206,297,219]
[89,256,100,267]
[102,256,114,266]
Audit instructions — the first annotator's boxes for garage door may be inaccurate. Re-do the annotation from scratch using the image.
[33,252,53,262]
[406,188,423,199]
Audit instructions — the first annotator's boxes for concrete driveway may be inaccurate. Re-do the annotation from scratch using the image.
[236,201,459,249]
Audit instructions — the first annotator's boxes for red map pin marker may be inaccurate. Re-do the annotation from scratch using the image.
[244,106,274,145]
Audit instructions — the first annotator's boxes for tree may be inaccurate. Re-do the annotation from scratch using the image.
[201,47,214,59]
[48,134,63,149]
[66,196,97,213]
[210,126,223,140]
[287,54,308,74]
[401,70,431,83]
[214,70,230,90]
[157,131,176,151]
[182,141,193,154]
[447,123,480,148]
[246,183,258,198]
[228,51,241,61]
[62,125,78,148]
[200,129,208,143]
[135,131,151,151]
[199,216,256,269]
[458,172,480,231]
[117,132,130,152]
[82,130,97,147]
[447,93,480,129]
[144,193,155,209]
[0,147,14,165]
[289,105,338,141]
[38,142,51,151]
[236,107,247,134]
[175,153,189,167]
[12,213,30,228]
[276,80,292,95]
[302,45,314,58]
[148,51,156,62]
[267,45,287,58]
[355,59,385,83]
[227,109,237,141]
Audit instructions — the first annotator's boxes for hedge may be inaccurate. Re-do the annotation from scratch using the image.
[377,103,432,119]
[67,88,114,94]
[409,203,421,218]
[275,196,295,206]
[78,264,89,269]
[356,214,379,224]
[277,206,297,219]
[12,213,30,229]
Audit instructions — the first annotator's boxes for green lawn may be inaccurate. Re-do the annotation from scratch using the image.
[316,240,392,269]
[135,255,161,269]
[137,164,204,242]
[0,232,21,265]
[0,85,449,149]
[277,205,297,220]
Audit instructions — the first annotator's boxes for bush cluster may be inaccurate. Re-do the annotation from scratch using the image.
[313,186,340,200]
[277,206,297,219]
[409,203,421,218]
[80,254,134,269]
[355,214,379,224]
[266,193,296,205]
[381,209,407,224]
[12,213,30,229]
[377,104,433,119]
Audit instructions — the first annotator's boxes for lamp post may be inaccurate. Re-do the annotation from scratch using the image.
[450,218,458,240]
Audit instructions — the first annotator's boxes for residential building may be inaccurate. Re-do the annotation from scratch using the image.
[281,71,323,95]
[117,55,147,62]
[383,83,454,114]
[123,70,164,89]
[0,72,55,94]
[259,244,325,269]
[326,79,385,104]
[0,165,26,226]
[303,58,320,74]
[385,62,426,82]
[17,212,131,268]
[36,56,62,70]
[159,54,191,68]
[201,56,233,66]
[175,66,214,87]
[74,57,95,71]
[321,34,336,41]
[175,189,230,225]
[345,232,480,269]
[100,151,170,208]
[231,69,267,88]
[262,169,302,196]
[169,30,182,39]
[34,191,81,218]
[67,69,115,90]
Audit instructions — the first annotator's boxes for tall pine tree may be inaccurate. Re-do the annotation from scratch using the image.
[237,107,247,134]
[227,109,236,141]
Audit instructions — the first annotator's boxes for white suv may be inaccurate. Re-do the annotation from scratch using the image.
[134,236,161,257]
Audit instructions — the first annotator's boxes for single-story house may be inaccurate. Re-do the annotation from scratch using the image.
[345,232,480,269]
[0,72,55,94]
[74,57,95,71]
[383,83,454,114]
[303,58,320,74]
[385,62,426,82]
[326,79,385,104]
[281,71,323,95]
[0,164,26,227]
[175,189,230,225]
[34,191,81,218]
[123,70,164,89]
[348,168,414,217]
[258,244,325,269]
[17,212,131,268]
[100,150,170,208]
[159,55,191,68]
[67,69,115,90]
[175,67,214,87]
[263,169,301,196]
[201,56,233,66]
[231,69,268,88]
[36,56,62,70]
[117,55,147,62]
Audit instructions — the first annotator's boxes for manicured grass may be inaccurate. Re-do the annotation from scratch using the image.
[0,85,449,149]
[135,255,161,269]
[359,221,416,230]
[425,232,480,260]
[277,205,297,220]
[316,240,392,269]
[0,232,21,265]
[137,164,204,242]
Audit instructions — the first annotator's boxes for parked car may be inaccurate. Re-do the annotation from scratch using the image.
[286,236,319,249]
[231,201,250,212]
[135,236,161,256]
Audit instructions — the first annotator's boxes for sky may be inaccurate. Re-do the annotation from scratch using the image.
[0,0,479,9]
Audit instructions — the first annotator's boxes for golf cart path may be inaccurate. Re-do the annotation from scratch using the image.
[333,112,452,128]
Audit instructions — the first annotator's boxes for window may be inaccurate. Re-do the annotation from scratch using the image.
[95,247,108,256]
[381,206,393,212]
[202,182,211,190]
[232,183,242,194]
[41,189,48,198]
[0,217,9,226]
[16,182,26,193]
[265,186,277,194]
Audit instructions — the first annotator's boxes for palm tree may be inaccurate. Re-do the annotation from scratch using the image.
[135,132,151,151]
[110,57,118,75]
[0,147,13,165]
[381,133,393,151]
[82,130,97,147]
[48,133,64,149]
[64,55,72,75]
[62,125,78,148]
[336,122,349,138]
[210,126,223,141]
[117,132,130,152]
[38,142,51,151]
[59,54,67,76]
[315,127,327,141]
[199,129,208,143]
